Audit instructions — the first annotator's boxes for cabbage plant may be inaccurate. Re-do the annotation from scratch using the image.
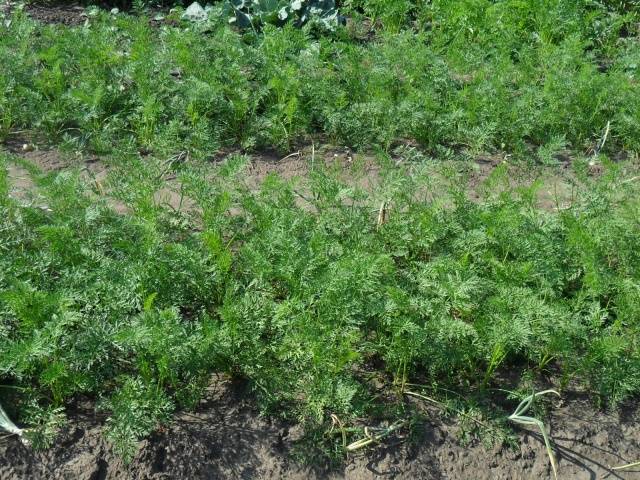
[226,0,340,30]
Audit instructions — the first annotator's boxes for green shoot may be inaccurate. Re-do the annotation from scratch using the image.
[0,402,23,438]
[508,390,561,480]
[612,460,640,471]
[345,421,407,452]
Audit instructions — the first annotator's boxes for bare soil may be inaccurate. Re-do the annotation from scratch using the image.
[24,3,90,26]
[1,378,639,480]
[1,1,88,26]
[0,138,618,222]
[0,1,181,27]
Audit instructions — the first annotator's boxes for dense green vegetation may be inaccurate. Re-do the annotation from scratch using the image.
[1,1,639,157]
[1,0,640,462]
[2,149,640,458]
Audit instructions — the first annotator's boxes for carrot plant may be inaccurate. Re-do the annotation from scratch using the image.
[2,148,640,459]
[1,0,640,463]
[1,1,639,157]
